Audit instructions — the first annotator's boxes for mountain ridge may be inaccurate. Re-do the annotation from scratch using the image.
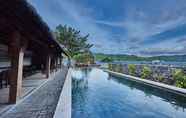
[94,53,186,62]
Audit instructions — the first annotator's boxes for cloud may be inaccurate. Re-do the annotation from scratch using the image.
[29,0,186,56]
[30,0,116,52]
[94,20,124,28]
[142,24,186,45]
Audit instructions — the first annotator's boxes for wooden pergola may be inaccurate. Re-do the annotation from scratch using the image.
[0,0,68,104]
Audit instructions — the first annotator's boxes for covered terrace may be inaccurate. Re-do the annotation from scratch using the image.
[0,0,68,105]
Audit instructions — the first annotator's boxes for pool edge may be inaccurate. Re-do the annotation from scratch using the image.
[53,68,72,118]
[104,69,186,97]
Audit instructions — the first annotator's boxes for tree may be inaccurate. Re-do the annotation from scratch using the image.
[55,25,93,57]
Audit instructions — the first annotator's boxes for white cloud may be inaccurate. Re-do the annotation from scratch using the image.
[29,0,186,55]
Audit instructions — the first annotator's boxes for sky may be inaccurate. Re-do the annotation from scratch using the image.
[29,0,186,56]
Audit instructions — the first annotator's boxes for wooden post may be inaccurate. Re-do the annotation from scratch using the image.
[8,31,27,104]
[53,57,56,71]
[46,54,51,78]
[55,57,58,71]
[59,57,62,67]
[59,54,63,69]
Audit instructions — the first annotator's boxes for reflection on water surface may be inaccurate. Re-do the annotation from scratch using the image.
[72,68,186,118]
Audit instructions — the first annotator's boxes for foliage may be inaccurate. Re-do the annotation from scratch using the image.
[141,66,152,79]
[172,69,184,80]
[73,51,94,64]
[115,64,123,73]
[128,64,136,76]
[108,64,113,70]
[94,53,186,62]
[55,25,93,57]
[172,69,186,88]
[101,57,113,62]
[157,75,164,82]
[108,64,123,72]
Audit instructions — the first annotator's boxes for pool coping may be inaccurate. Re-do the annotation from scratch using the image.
[104,69,186,97]
[53,68,72,118]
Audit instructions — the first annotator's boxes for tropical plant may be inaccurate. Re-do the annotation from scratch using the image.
[172,69,186,88]
[157,75,164,82]
[141,66,152,79]
[108,64,113,70]
[73,51,94,64]
[115,64,123,73]
[55,25,93,57]
[128,64,136,76]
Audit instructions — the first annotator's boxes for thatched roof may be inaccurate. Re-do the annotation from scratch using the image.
[0,0,67,56]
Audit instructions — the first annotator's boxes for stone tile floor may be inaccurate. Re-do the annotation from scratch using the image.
[0,73,47,114]
[0,67,68,118]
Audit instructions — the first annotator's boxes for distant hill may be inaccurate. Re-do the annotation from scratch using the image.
[94,53,186,62]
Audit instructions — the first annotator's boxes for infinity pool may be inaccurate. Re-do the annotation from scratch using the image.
[72,68,186,118]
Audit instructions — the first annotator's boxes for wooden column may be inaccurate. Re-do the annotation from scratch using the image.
[8,31,27,104]
[46,54,51,78]
[55,57,58,71]
[60,55,63,68]
[59,57,62,68]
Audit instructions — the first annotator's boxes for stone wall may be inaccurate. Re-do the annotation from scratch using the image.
[108,64,186,85]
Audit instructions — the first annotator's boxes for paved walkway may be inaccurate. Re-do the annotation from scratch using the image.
[0,73,48,115]
[1,68,68,118]
[0,73,47,113]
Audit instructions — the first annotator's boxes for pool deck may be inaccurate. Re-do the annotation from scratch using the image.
[0,67,68,118]
[0,73,48,115]
[105,69,186,97]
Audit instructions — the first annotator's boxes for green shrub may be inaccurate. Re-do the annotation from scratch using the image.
[73,52,94,64]
[157,75,164,82]
[172,69,184,79]
[141,66,152,79]
[108,64,113,70]
[110,64,123,72]
[172,69,186,88]
[116,64,123,73]
[128,64,136,76]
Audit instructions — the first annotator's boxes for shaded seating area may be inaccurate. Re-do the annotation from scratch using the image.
[0,72,48,113]
[0,70,10,89]
[0,0,69,105]
[0,67,68,118]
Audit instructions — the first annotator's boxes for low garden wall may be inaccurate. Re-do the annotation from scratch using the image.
[108,64,186,88]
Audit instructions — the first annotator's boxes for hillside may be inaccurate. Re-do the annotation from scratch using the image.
[94,53,186,62]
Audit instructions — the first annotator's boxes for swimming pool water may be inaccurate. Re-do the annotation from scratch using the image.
[72,68,186,118]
